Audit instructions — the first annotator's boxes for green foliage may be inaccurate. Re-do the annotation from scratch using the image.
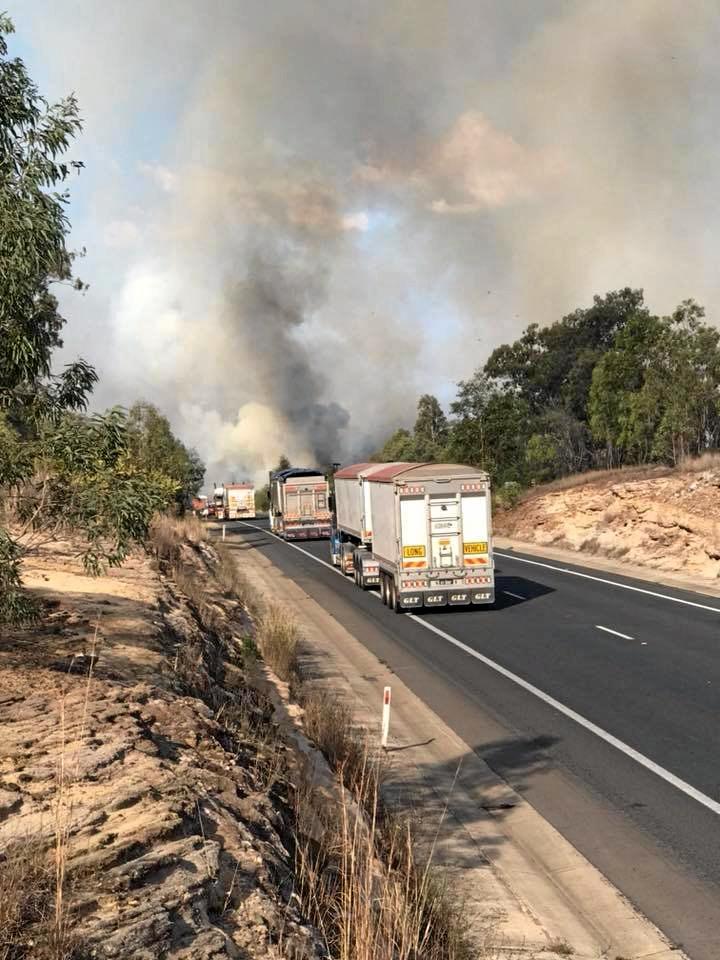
[413,394,448,461]
[0,528,38,624]
[0,19,198,622]
[375,428,417,462]
[127,402,205,505]
[0,14,96,424]
[255,486,270,512]
[495,481,522,510]
[373,287,720,494]
[17,409,179,575]
[525,433,558,483]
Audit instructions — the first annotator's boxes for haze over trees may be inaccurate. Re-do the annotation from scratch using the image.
[374,288,720,490]
[0,15,203,623]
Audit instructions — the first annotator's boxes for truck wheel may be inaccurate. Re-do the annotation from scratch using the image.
[388,578,399,612]
[381,573,388,605]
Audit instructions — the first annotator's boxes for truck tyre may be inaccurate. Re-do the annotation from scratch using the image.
[388,577,399,612]
[380,573,388,605]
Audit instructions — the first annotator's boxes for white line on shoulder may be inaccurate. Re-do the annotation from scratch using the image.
[495,551,720,614]
[241,521,719,816]
[407,613,720,817]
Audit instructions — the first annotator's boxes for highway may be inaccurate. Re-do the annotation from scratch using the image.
[231,519,720,959]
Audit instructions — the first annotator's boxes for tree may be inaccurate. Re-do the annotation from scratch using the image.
[375,428,417,462]
[413,394,448,461]
[485,288,647,420]
[0,15,96,621]
[0,19,192,623]
[0,14,96,426]
[446,371,531,484]
[127,402,205,506]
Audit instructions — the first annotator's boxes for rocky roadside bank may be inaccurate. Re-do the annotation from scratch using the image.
[495,466,720,581]
[0,530,324,960]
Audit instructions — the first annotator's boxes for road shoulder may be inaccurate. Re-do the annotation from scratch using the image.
[232,530,684,960]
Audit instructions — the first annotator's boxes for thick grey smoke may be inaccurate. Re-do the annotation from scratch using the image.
[18,0,720,485]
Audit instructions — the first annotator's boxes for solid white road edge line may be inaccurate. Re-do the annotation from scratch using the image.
[407,613,720,817]
[238,522,720,817]
[595,625,635,640]
[503,590,525,600]
[495,550,720,614]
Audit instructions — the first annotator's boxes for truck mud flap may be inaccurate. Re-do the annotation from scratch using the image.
[448,591,471,606]
[399,592,423,609]
[423,592,448,607]
[471,590,495,605]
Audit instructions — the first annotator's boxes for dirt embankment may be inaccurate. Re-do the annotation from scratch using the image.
[495,466,720,580]
[0,535,323,959]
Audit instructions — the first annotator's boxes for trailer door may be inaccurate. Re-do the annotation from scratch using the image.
[460,492,490,568]
[429,495,462,568]
[285,486,299,521]
[299,487,315,518]
[400,496,429,569]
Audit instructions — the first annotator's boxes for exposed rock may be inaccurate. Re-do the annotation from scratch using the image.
[496,467,720,580]
[0,543,325,959]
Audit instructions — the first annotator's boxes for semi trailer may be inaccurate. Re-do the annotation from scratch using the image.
[332,462,494,610]
[269,467,332,540]
[222,482,256,520]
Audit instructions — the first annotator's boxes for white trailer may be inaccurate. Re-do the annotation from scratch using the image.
[269,468,332,540]
[333,462,494,610]
[333,462,409,587]
[224,482,256,520]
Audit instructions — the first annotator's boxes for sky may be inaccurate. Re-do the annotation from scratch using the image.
[10,1,720,486]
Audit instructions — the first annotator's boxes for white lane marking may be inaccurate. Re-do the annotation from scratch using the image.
[238,522,720,816]
[503,590,525,601]
[595,625,635,641]
[406,613,720,818]
[495,551,720,615]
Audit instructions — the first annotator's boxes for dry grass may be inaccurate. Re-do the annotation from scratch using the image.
[0,629,100,960]
[294,757,474,960]
[679,450,720,472]
[148,513,207,565]
[301,688,371,799]
[517,450,720,506]
[154,522,479,957]
[255,605,299,681]
[0,838,55,960]
[215,543,259,615]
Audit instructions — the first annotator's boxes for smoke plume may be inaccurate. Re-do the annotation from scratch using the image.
[17,0,720,485]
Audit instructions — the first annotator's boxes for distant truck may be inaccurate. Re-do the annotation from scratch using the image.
[332,462,494,610]
[269,467,332,540]
[222,482,256,520]
[211,486,224,519]
[191,496,209,518]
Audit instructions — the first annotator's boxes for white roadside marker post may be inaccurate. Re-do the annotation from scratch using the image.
[381,686,392,749]
[222,524,226,541]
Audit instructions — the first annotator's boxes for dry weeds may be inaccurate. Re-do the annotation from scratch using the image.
[255,605,299,681]
[516,450,720,506]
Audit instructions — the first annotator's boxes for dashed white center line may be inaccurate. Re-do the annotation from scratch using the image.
[503,590,525,600]
[596,624,635,641]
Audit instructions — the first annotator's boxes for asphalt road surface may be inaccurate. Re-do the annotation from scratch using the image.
[227,519,720,959]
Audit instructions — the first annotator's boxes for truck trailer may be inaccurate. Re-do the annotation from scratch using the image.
[332,461,494,610]
[269,468,332,540]
[223,482,256,520]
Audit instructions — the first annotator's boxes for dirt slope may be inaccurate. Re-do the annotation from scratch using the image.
[495,467,720,581]
[0,539,322,959]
